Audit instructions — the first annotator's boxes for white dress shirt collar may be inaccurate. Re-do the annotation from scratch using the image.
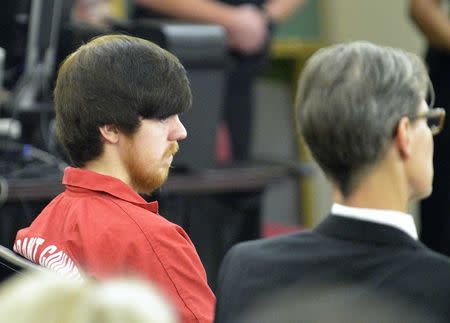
[331,203,418,240]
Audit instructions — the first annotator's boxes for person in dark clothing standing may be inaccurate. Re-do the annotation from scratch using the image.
[410,0,450,256]
[133,0,305,161]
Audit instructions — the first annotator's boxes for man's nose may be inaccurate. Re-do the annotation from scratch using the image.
[170,115,187,141]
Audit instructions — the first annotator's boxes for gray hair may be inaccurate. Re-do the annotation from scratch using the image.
[296,41,431,197]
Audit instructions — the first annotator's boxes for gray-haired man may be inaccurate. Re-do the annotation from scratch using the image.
[214,41,450,323]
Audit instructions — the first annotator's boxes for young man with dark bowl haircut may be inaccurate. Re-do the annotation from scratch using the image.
[14,35,215,323]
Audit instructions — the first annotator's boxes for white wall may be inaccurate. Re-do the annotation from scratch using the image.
[320,0,425,54]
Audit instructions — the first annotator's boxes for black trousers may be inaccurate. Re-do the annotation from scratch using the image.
[420,47,450,256]
[224,37,271,161]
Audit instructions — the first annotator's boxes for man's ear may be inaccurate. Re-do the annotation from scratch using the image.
[99,124,120,144]
[395,117,412,160]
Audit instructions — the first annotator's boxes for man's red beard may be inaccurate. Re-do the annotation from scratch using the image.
[124,141,179,194]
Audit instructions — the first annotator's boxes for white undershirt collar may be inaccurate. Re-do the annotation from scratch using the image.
[331,203,418,240]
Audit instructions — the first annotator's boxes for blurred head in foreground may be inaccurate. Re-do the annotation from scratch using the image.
[0,271,177,323]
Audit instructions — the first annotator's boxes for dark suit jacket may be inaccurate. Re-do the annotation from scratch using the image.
[215,215,450,323]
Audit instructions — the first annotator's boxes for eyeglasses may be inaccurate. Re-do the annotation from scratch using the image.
[411,107,446,136]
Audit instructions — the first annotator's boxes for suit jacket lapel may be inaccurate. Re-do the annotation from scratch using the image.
[314,214,424,250]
